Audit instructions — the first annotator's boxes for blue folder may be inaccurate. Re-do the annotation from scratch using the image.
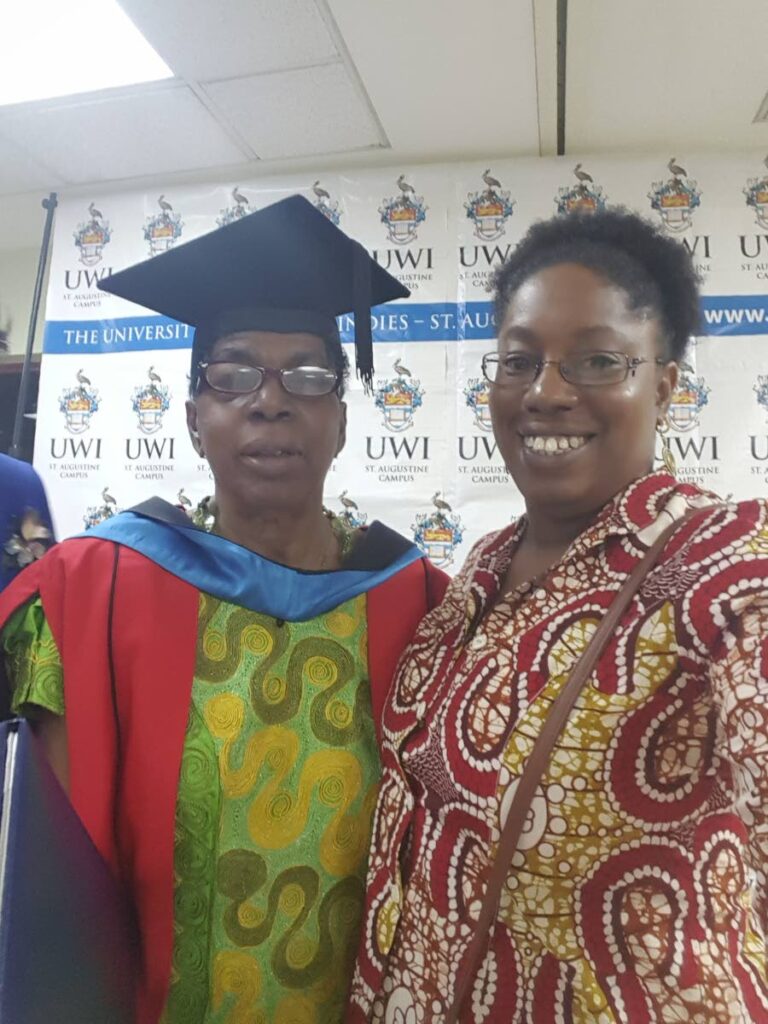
[0,719,136,1022]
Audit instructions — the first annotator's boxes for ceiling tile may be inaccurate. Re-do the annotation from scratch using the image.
[205,64,382,159]
[120,0,339,80]
[0,129,63,194]
[326,0,540,157]
[0,87,250,184]
[567,0,768,151]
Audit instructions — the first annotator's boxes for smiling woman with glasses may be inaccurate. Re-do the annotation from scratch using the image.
[0,196,448,1024]
[351,208,768,1024]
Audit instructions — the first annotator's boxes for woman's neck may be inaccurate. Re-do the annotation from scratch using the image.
[521,508,597,552]
[214,499,340,571]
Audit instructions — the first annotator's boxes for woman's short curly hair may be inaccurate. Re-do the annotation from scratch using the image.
[491,207,701,362]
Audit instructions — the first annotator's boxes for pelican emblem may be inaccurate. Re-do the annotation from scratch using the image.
[432,492,452,517]
[311,181,341,225]
[337,491,367,528]
[59,370,100,434]
[232,187,249,209]
[373,362,425,432]
[397,174,415,195]
[555,165,605,216]
[83,488,119,530]
[648,157,701,234]
[482,168,502,190]
[379,175,427,245]
[145,195,184,255]
[75,203,111,265]
[412,496,464,568]
[465,169,515,240]
[133,366,171,434]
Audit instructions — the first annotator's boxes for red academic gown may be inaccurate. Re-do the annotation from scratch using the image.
[0,533,447,1023]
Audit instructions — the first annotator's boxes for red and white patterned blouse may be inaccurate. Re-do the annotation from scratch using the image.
[349,471,768,1023]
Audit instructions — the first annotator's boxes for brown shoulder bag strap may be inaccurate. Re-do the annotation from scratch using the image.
[446,505,710,1022]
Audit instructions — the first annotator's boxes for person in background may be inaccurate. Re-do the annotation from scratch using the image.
[0,451,54,593]
[350,209,768,1022]
[0,196,447,1024]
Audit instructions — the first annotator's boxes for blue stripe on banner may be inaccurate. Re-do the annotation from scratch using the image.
[43,295,768,353]
[700,296,768,336]
[43,316,195,354]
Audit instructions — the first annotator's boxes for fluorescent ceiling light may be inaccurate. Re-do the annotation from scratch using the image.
[0,0,173,107]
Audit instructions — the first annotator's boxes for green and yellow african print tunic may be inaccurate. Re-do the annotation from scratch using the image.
[3,590,380,1024]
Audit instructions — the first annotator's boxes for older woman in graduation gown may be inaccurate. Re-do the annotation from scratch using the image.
[0,197,447,1024]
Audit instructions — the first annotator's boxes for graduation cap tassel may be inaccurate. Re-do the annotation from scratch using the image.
[352,242,374,395]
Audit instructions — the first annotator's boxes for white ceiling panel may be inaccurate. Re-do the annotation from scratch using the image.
[119,0,339,80]
[205,63,382,159]
[326,0,540,157]
[567,0,768,152]
[0,129,61,194]
[0,87,249,184]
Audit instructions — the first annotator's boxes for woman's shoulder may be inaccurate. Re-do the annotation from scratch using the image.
[447,522,519,590]
[691,492,768,544]
[665,493,768,619]
[0,532,159,627]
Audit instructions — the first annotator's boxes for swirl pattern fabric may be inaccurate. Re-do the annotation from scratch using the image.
[349,471,768,1023]
[162,592,379,1023]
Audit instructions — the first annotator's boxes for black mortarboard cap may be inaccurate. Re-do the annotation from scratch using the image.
[99,194,409,391]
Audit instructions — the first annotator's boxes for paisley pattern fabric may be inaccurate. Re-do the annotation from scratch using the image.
[3,591,379,1023]
[349,472,768,1023]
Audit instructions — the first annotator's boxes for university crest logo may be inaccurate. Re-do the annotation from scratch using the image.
[379,174,427,245]
[667,369,710,432]
[373,360,425,432]
[465,169,515,241]
[59,369,100,434]
[648,157,702,233]
[336,491,368,529]
[132,366,171,434]
[412,493,464,568]
[555,164,606,215]
[73,202,111,266]
[311,181,341,225]
[464,377,492,431]
[754,375,768,420]
[144,195,183,256]
[217,186,251,227]
[83,487,119,530]
[743,156,768,230]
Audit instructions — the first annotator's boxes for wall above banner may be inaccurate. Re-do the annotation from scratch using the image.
[35,154,768,571]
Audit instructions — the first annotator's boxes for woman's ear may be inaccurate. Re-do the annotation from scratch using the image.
[336,401,347,457]
[186,400,204,458]
[656,360,679,418]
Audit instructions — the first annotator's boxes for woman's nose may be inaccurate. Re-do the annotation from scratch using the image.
[522,361,578,410]
[244,372,291,418]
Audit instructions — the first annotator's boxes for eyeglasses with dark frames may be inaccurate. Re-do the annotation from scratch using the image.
[481,350,668,388]
[198,361,339,397]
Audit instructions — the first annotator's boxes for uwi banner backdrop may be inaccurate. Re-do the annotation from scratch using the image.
[35,154,768,572]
